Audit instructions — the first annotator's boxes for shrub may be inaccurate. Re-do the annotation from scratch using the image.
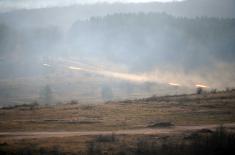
[95,133,116,143]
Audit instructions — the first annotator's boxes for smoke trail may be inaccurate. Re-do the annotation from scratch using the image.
[43,64,51,67]
[168,83,180,86]
[68,65,149,82]
[67,64,211,89]
[61,58,202,88]
[45,58,235,89]
[195,84,208,88]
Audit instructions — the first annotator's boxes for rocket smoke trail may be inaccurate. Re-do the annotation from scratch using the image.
[43,58,209,88]
[64,59,208,88]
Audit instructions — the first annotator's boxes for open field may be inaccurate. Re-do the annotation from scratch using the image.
[0,90,235,154]
[1,125,235,155]
[0,90,235,132]
[1,2,235,154]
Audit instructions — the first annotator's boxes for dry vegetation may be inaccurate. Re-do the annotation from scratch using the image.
[0,90,235,154]
[0,90,235,131]
[0,126,235,155]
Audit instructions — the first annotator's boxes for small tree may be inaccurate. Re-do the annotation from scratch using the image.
[39,85,53,105]
[196,87,203,94]
[101,85,113,101]
[210,89,217,94]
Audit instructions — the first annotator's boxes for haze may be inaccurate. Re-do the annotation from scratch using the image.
[0,0,184,11]
[0,0,234,105]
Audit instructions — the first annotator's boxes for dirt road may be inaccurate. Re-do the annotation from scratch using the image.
[1,123,235,140]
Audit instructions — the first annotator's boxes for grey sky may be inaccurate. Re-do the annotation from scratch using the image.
[0,0,184,10]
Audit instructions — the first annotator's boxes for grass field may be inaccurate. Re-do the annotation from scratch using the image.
[0,90,235,154]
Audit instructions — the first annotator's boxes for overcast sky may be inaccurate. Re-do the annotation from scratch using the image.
[0,0,184,10]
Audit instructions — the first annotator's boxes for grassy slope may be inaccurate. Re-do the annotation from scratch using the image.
[0,90,234,132]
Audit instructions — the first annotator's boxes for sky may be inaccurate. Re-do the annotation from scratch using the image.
[0,0,184,10]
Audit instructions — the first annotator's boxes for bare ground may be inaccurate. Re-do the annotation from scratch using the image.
[0,123,235,140]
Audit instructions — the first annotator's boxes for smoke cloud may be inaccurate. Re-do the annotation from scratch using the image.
[0,0,234,105]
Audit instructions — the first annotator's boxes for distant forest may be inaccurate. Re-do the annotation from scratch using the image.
[70,13,235,72]
[0,13,235,76]
[0,12,235,105]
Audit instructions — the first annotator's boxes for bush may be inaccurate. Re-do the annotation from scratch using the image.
[68,100,79,105]
[1,101,38,110]
[196,87,203,94]
[135,126,235,155]
[95,133,116,143]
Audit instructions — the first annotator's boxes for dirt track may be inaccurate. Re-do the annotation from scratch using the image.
[0,123,235,140]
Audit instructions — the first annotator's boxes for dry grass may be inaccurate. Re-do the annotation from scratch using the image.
[0,91,235,154]
[0,91,235,132]
[1,127,235,155]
